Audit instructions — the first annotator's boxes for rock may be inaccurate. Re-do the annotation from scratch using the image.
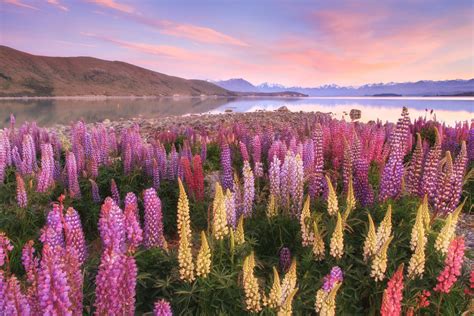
[277,106,290,112]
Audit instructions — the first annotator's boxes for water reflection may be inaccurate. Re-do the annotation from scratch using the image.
[0,96,472,128]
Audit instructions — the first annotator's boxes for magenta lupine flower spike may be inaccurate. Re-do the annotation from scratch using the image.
[220,142,234,191]
[5,275,31,315]
[154,299,173,316]
[16,173,28,208]
[111,178,121,206]
[98,197,126,253]
[381,264,404,316]
[239,141,250,162]
[434,236,465,293]
[22,133,36,175]
[66,152,81,199]
[322,266,344,292]
[124,192,143,252]
[37,143,55,192]
[0,132,9,184]
[143,188,166,249]
[64,207,87,265]
[22,240,41,315]
[89,179,101,203]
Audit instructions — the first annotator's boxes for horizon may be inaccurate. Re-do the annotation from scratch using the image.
[1,0,473,86]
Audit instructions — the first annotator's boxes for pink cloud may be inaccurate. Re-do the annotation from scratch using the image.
[87,0,134,14]
[46,0,68,11]
[3,0,38,10]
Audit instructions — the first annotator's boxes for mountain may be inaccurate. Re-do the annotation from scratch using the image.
[214,77,474,97]
[0,45,232,97]
[212,78,258,92]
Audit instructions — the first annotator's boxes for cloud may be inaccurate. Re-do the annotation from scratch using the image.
[2,0,39,10]
[86,0,134,14]
[46,0,68,11]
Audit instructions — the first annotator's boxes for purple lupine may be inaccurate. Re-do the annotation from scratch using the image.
[421,127,441,203]
[279,247,291,273]
[37,244,72,315]
[242,161,255,217]
[64,207,87,265]
[98,197,126,253]
[41,203,65,249]
[291,154,304,215]
[5,275,31,315]
[406,133,424,196]
[111,179,121,206]
[0,132,9,184]
[22,133,36,175]
[122,255,138,315]
[269,155,281,201]
[449,141,468,212]
[143,188,166,249]
[322,266,344,292]
[22,240,41,315]
[353,155,374,206]
[89,179,101,203]
[64,242,84,315]
[239,141,250,162]
[154,299,173,316]
[302,139,315,173]
[124,192,143,252]
[468,124,474,161]
[37,143,55,192]
[220,142,234,191]
[66,152,81,199]
[16,173,28,208]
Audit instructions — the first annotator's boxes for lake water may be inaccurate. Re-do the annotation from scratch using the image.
[0,96,472,128]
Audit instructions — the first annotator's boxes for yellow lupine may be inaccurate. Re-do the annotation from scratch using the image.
[325,175,338,216]
[410,203,427,251]
[375,205,392,252]
[212,182,228,240]
[434,200,464,254]
[312,221,325,261]
[343,175,356,223]
[315,282,341,316]
[281,259,297,306]
[177,178,191,240]
[278,288,298,316]
[421,194,431,230]
[234,215,245,245]
[329,212,344,259]
[265,267,282,309]
[363,214,377,262]
[408,224,425,279]
[196,231,211,278]
[370,236,393,282]
[300,196,314,246]
[242,252,262,312]
[177,221,195,282]
[267,193,277,218]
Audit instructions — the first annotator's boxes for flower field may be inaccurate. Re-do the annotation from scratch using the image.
[0,108,472,315]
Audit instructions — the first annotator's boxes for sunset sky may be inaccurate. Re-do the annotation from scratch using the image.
[1,0,473,86]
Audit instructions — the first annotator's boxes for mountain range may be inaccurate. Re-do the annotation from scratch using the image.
[213,78,474,97]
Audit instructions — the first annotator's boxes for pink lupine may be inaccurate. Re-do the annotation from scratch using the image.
[239,141,250,162]
[111,178,121,206]
[434,237,465,293]
[89,179,101,203]
[5,275,31,315]
[66,152,81,199]
[192,155,204,201]
[153,158,160,190]
[381,264,404,316]
[252,135,263,177]
[98,197,126,252]
[0,132,9,184]
[449,141,468,212]
[143,188,166,249]
[421,128,441,203]
[22,240,41,314]
[16,173,28,208]
[154,299,173,316]
[22,133,36,175]
[181,156,195,196]
[269,155,281,201]
[64,207,87,265]
[124,192,143,252]
[37,143,55,192]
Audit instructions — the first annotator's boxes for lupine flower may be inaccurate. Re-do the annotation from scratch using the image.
[177,179,191,241]
[375,205,392,253]
[0,132,9,184]
[281,259,298,308]
[406,133,424,196]
[265,267,282,309]
[342,175,356,223]
[212,182,228,240]
[433,151,454,214]
[124,193,143,252]
[242,252,262,312]
[330,212,344,259]
[143,188,166,249]
[22,240,40,314]
[98,197,126,253]
[266,194,277,218]
[269,155,281,201]
[280,152,291,210]
[252,135,264,177]
[300,196,314,246]
[325,175,338,216]
[89,179,101,203]
[64,207,87,265]
[239,141,250,162]
[16,173,27,208]
[234,215,245,245]
[22,133,36,175]
[279,247,291,273]
[371,236,393,282]
[154,299,173,316]
[195,231,211,278]
[192,155,204,201]
[41,203,65,249]
[37,143,55,192]
[224,189,236,229]
[242,160,255,217]
[177,221,195,282]
[410,203,428,252]
[66,152,81,199]
[449,141,467,212]
[152,158,160,190]
[407,222,425,279]
[381,264,404,316]
[315,268,342,316]
[363,214,377,262]
[421,128,441,202]
[5,275,31,315]
[434,201,463,254]
[111,178,121,206]
[312,220,325,261]
[220,142,233,191]
[434,236,465,293]
[291,154,304,215]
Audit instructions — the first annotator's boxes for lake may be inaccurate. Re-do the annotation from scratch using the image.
[0,96,472,128]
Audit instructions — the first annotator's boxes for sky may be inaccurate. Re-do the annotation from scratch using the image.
[1,0,473,87]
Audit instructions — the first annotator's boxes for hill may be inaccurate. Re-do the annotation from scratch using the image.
[0,46,232,97]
